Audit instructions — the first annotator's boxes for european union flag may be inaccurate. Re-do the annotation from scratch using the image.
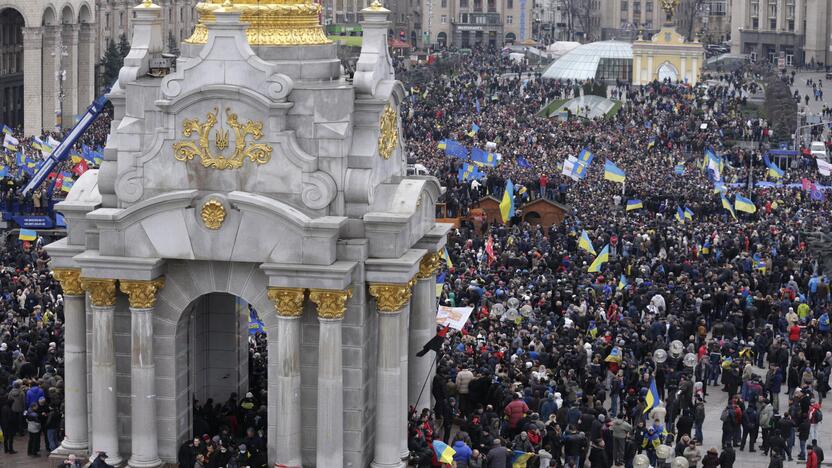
[674,164,685,175]
[517,156,532,169]
[443,140,468,159]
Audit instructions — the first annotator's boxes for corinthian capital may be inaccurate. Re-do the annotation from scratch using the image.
[120,278,166,309]
[267,287,306,318]
[368,282,413,313]
[308,289,352,320]
[417,252,441,280]
[52,268,83,296]
[79,278,118,307]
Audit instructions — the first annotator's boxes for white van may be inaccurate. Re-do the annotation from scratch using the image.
[810,141,829,162]
[407,163,430,176]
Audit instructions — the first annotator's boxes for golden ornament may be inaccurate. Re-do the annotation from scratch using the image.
[368,282,412,312]
[201,199,227,230]
[120,278,166,309]
[53,268,83,296]
[267,287,306,317]
[79,278,118,307]
[173,107,273,170]
[377,104,399,160]
[308,289,351,320]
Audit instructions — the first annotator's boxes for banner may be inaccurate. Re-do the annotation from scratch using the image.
[436,306,473,330]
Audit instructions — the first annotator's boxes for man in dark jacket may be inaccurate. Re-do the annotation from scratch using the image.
[589,438,610,468]
[0,397,15,453]
[719,444,736,467]
[740,403,759,452]
[485,438,509,468]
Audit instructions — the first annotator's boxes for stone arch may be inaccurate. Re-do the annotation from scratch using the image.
[0,5,28,27]
[60,3,74,24]
[505,32,517,43]
[148,260,275,461]
[42,5,57,26]
[657,61,678,82]
[78,2,92,24]
[0,7,25,129]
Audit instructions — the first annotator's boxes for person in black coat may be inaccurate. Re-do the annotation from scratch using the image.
[0,397,15,453]
[719,444,736,467]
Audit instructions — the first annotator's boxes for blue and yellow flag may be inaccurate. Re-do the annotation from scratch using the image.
[588,244,610,273]
[499,179,515,223]
[647,136,657,150]
[684,207,694,220]
[441,246,453,268]
[466,123,480,137]
[578,147,594,166]
[248,309,266,335]
[752,253,767,272]
[511,451,535,468]
[1,125,11,136]
[604,159,625,183]
[674,164,685,175]
[617,274,628,291]
[18,228,37,241]
[516,156,532,169]
[435,272,446,297]
[626,199,643,211]
[721,194,737,220]
[432,440,456,464]
[471,148,498,167]
[643,377,661,414]
[578,229,596,255]
[458,163,484,182]
[734,194,756,213]
[443,140,468,159]
[675,206,685,224]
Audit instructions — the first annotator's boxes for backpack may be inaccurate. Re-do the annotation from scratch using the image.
[814,409,823,423]
[721,407,731,422]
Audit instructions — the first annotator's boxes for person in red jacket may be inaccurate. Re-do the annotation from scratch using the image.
[504,393,529,437]
[789,323,802,350]
[806,444,819,468]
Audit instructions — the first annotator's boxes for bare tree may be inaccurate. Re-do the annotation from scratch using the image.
[674,0,706,40]
[563,0,593,41]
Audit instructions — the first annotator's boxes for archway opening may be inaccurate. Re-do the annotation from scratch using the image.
[0,8,24,130]
[178,292,269,466]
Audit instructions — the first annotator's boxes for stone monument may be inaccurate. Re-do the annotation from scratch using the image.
[46,0,449,467]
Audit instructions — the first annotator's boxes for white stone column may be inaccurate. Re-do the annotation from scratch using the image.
[680,55,687,82]
[369,283,413,468]
[309,289,352,468]
[42,26,59,132]
[634,53,643,85]
[22,27,43,136]
[267,288,305,467]
[121,279,165,468]
[77,23,96,107]
[81,278,122,466]
[399,297,411,460]
[52,270,88,453]
[647,54,654,82]
[61,24,79,129]
[409,253,439,412]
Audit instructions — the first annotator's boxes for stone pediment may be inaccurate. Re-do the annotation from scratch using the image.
[87,190,345,265]
[112,9,337,215]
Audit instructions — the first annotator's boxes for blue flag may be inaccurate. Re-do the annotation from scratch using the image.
[249,309,266,335]
[471,148,498,167]
[517,156,531,169]
[443,140,468,159]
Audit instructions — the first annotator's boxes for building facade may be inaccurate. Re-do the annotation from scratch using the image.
[420,0,535,48]
[0,1,95,136]
[730,0,831,66]
[94,0,198,59]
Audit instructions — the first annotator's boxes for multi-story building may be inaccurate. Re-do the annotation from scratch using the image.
[730,0,830,66]
[95,0,198,60]
[420,0,535,48]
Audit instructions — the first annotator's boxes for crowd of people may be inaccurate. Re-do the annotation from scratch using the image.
[400,49,832,468]
[0,44,832,468]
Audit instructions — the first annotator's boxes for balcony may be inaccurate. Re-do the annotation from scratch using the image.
[454,12,502,25]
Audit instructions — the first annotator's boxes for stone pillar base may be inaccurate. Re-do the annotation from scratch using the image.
[371,461,406,468]
[49,443,88,460]
[127,456,163,468]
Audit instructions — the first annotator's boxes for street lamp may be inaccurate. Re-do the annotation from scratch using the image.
[51,41,68,132]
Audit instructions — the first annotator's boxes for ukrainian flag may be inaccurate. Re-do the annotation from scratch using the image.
[511,451,535,468]
[604,159,625,183]
[675,207,685,224]
[713,182,727,194]
[435,272,446,297]
[617,274,628,290]
[734,194,756,213]
[647,136,657,150]
[437,140,447,150]
[18,229,37,241]
[752,253,767,272]
[721,194,737,220]
[643,377,661,414]
[626,199,643,211]
[61,178,74,193]
[684,207,694,220]
[1,125,11,135]
[499,179,515,223]
[768,164,784,179]
[578,229,596,255]
[432,440,456,464]
[248,309,266,335]
[587,244,610,273]
[466,123,480,137]
[578,147,594,165]
[441,246,453,268]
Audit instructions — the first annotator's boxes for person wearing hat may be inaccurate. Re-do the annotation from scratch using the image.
[485,438,509,468]
[701,447,720,468]
[90,452,113,468]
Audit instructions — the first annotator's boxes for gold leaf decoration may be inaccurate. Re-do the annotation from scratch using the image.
[368,282,413,312]
[120,278,166,309]
[172,107,273,170]
[201,199,226,230]
[377,104,399,160]
[308,289,352,320]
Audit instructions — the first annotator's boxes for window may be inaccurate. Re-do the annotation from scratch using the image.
[752,17,759,28]
[633,1,640,12]
[786,0,795,18]
[508,0,514,8]
[441,14,448,23]
[488,0,496,11]
[788,19,794,30]
[460,0,468,7]
[786,54,794,65]
[441,0,447,7]
[770,18,776,29]
[507,15,513,23]
[646,1,652,11]
[750,0,759,17]
[621,0,628,10]
[767,0,776,21]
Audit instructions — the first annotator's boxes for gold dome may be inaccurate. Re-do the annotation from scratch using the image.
[185,0,331,46]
